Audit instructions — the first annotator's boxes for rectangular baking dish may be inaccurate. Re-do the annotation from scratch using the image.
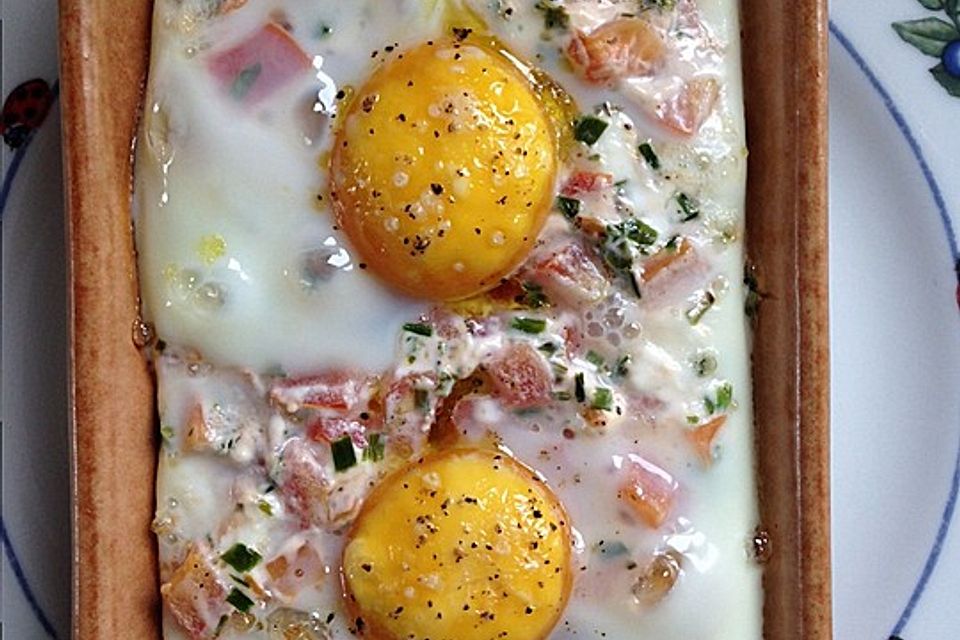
[60,1,830,638]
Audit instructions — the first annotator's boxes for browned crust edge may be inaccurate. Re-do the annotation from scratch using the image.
[60,1,158,638]
[741,0,832,636]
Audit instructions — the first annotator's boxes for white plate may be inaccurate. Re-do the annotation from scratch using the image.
[2,2,960,639]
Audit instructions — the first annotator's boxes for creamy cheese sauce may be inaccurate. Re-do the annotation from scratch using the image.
[135,1,761,639]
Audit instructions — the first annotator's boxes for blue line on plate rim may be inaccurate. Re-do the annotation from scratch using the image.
[0,79,59,220]
[0,77,62,639]
[829,20,960,639]
[0,515,61,638]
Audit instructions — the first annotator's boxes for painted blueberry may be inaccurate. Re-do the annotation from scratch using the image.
[943,39,960,78]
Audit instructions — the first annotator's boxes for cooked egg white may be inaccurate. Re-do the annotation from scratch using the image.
[138,1,761,639]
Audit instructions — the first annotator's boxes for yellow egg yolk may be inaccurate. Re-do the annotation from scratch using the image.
[342,448,572,640]
[330,38,558,300]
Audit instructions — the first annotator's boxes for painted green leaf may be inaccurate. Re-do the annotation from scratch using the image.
[931,63,960,96]
[892,18,959,56]
[917,0,944,9]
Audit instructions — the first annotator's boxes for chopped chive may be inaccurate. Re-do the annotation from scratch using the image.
[592,388,614,411]
[226,588,254,613]
[403,322,433,337]
[676,192,700,221]
[586,350,605,368]
[315,22,334,39]
[686,289,717,325]
[574,115,609,145]
[686,415,701,425]
[629,270,643,299]
[704,396,716,414]
[551,361,569,377]
[557,195,582,219]
[694,353,718,377]
[159,424,175,442]
[639,141,661,169]
[535,1,570,29]
[614,354,631,377]
[665,235,682,252]
[220,543,262,573]
[521,282,549,308]
[511,317,547,334]
[230,62,262,100]
[257,500,273,516]
[715,382,734,411]
[362,433,386,462]
[414,388,430,412]
[552,391,572,401]
[574,372,586,403]
[597,540,629,557]
[331,436,357,472]
[538,342,559,355]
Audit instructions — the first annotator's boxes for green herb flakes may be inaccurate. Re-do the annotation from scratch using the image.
[715,382,734,412]
[686,289,717,325]
[676,192,700,222]
[535,1,570,30]
[511,317,547,334]
[403,322,433,337]
[592,388,614,411]
[556,195,582,219]
[226,588,254,613]
[221,543,262,573]
[257,500,274,517]
[520,282,549,309]
[574,115,609,145]
[574,372,586,403]
[638,141,661,169]
[331,436,357,472]
[363,433,386,462]
[586,350,605,368]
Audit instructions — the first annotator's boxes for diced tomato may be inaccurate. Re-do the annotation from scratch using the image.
[270,372,364,412]
[561,171,614,197]
[686,415,726,466]
[208,22,311,104]
[641,238,694,283]
[307,416,369,448]
[265,543,325,600]
[566,18,667,85]
[530,243,609,308]
[618,454,678,529]
[218,0,247,14]
[486,343,553,410]
[654,77,719,137]
[277,439,333,528]
[161,547,230,640]
[184,403,213,451]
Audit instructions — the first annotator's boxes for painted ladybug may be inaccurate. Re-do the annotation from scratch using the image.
[1,79,54,150]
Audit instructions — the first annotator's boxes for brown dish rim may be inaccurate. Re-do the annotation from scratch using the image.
[60,1,831,638]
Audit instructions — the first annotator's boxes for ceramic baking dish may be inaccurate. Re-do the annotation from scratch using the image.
[59,1,830,637]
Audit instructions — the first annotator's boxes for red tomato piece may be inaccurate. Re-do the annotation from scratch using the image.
[566,18,666,85]
[277,439,334,528]
[270,372,364,412]
[530,243,609,308]
[654,77,720,137]
[561,171,614,197]
[161,547,230,640]
[486,343,553,410]
[618,454,678,529]
[208,23,311,104]
[307,416,369,448]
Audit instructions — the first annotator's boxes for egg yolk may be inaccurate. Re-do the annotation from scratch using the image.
[330,38,558,300]
[342,448,572,640]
